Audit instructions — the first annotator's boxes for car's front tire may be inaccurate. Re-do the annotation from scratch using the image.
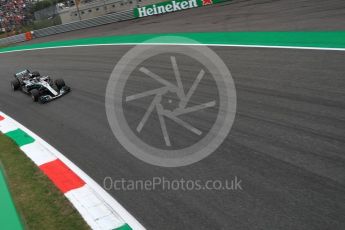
[55,79,65,90]
[31,89,40,102]
[11,79,20,91]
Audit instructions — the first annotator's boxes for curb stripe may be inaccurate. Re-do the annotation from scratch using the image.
[115,223,132,230]
[20,142,57,166]
[65,185,128,229]
[0,112,144,229]
[5,129,35,147]
[39,159,85,193]
[0,119,17,133]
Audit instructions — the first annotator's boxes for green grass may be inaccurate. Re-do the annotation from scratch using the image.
[0,134,90,230]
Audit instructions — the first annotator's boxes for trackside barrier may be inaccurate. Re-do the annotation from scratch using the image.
[0,33,26,47]
[0,0,230,47]
[133,0,229,18]
[33,9,134,38]
[0,9,134,47]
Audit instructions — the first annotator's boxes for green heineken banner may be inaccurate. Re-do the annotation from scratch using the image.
[134,0,229,18]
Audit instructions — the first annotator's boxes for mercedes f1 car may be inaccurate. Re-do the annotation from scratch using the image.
[11,70,70,103]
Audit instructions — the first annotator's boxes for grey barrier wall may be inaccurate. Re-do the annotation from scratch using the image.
[59,0,163,24]
[33,9,134,38]
[0,33,26,47]
[0,9,134,46]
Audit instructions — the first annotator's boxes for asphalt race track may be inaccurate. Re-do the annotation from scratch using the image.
[1,1,345,230]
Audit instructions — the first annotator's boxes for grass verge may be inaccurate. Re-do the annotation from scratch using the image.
[0,134,90,230]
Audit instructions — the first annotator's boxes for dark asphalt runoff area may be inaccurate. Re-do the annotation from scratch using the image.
[1,1,345,230]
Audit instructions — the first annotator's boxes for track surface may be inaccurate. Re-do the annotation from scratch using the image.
[1,46,345,230]
[1,1,345,230]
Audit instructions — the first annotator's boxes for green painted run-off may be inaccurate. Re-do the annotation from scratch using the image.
[0,32,345,54]
[114,223,132,230]
[5,129,35,147]
[0,166,23,230]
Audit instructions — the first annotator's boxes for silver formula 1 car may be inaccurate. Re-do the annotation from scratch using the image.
[11,69,70,103]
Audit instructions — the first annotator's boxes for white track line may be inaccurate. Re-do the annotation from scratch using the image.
[0,42,345,55]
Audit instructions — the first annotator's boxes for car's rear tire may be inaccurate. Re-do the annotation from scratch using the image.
[31,89,40,102]
[55,79,65,90]
[11,79,20,91]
